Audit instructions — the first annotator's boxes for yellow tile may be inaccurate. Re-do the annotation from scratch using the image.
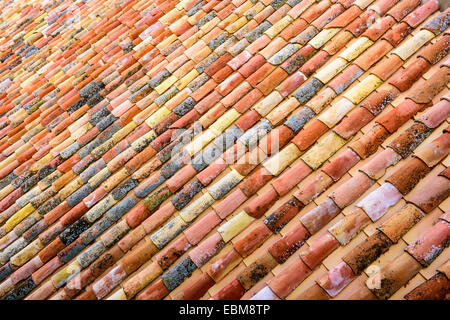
[86,195,118,222]
[20,73,39,89]
[145,106,171,128]
[51,261,81,288]
[267,97,300,125]
[156,34,177,50]
[309,28,341,49]
[392,29,435,61]
[344,74,383,104]
[154,75,178,94]
[123,261,162,298]
[112,121,137,144]
[253,91,283,116]
[339,36,373,61]
[72,122,93,140]
[263,143,301,176]
[179,193,215,222]
[107,288,127,300]
[176,69,199,90]
[59,177,84,200]
[10,239,43,267]
[102,166,130,191]
[314,57,348,84]
[201,16,220,34]
[88,167,110,189]
[131,130,157,152]
[151,215,189,248]
[192,46,212,63]
[185,129,217,156]
[169,15,189,34]
[318,97,355,128]
[187,11,206,25]
[0,154,16,171]
[245,2,265,17]
[301,132,347,170]
[209,108,241,135]
[265,16,293,39]
[218,211,255,242]
[225,16,247,33]
[0,185,14,202]
[133,37,152,52]
[353,0,376,9]
[4,203,35,232]
[208,169,245,200]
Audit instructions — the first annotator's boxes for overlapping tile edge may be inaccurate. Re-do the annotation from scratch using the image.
[0,0,448,300]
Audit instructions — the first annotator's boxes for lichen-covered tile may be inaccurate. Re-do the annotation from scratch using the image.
[151,215,189,249]
[207,169,244,200]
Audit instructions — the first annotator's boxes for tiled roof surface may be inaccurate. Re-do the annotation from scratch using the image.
[0,0,449,300]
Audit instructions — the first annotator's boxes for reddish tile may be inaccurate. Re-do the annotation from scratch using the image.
[277,71,307,97]
[404,272,449,300]
[238,167,273,198]
[300,198,341,234]
[189,232,225,267]
[299,50,329,77]
[272,159,312,196]
[247,62,277,87]
[267,258,312,298]
[172,272,214,300]
[244,185,279,219]
[216,72,245,96]
[256,68,289,96]
[292,119,329,151]
[346,10,378,36]
[294,171,333,205]
[417,100,450,129]
[197,157,228,187]
[387,0,421,22]
[322,149,360,181]
[329,172,374,209]
[233,88,264,114]
[316,261,356,297]
[235,109,262,132]
[264,197,303,233]
[342,230,392,275]
[326,5,362,28]
[377,99,426,133]
[363,16,396,41]
[390,58,431,92]
[234,223,272,257]
[268,223,310,263]
[210,279,245,300]
[184,210,222,245]
[221,82,252,108]
[349,124,389,158]
[407,174,450,213]
[136,279,169,300]
[334,107,375,140]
